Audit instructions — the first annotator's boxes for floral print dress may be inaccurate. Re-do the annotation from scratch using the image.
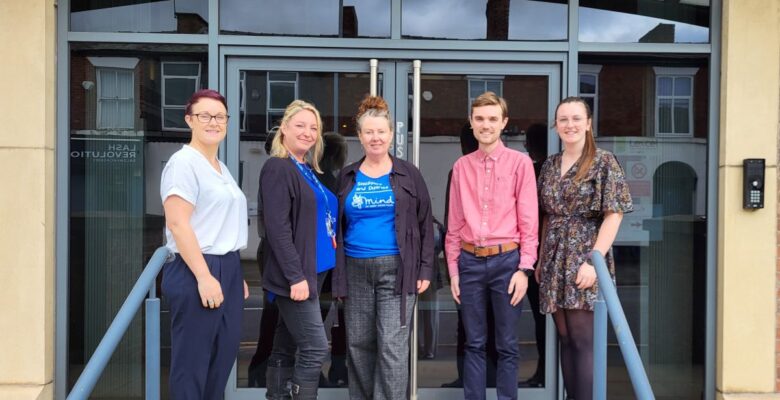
[537,148,633,313]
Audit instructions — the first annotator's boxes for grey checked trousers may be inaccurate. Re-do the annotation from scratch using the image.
[345,255,416,400]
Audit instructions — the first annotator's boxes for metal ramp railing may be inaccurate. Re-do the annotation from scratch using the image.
[591,250,655,400]
[67,247,171,400]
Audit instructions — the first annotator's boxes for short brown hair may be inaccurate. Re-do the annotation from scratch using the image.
[470,91,508,119]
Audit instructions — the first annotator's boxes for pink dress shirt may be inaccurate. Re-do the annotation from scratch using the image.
[445,141,539,277]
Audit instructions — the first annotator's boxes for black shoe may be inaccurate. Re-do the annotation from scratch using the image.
[441,378,463,388]
[247,360,267,388]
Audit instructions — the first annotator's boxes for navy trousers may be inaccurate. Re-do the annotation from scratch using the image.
[459,250,522,400]
[162,251,244,400]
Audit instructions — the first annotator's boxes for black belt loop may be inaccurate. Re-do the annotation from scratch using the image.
[498,244,503,253]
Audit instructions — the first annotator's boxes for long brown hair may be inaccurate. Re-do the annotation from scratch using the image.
[554,96,596,182]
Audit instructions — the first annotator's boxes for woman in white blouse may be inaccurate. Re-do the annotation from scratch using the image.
[160,89,249,399]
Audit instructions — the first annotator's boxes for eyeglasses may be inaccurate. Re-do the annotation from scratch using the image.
[191,113,229,124]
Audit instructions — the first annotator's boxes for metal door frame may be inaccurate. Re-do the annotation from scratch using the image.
[223,53,563,400]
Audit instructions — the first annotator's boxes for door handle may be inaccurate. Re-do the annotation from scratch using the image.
[411,60,421,167]
[370,59,378,96]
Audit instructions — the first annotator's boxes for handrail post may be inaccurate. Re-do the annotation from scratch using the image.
[593,291,608,400]
[146,283,161,400]
[591,250,655,400]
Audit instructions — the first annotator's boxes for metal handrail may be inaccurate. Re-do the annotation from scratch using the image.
[591,250,655,400]
[67,246,172,400]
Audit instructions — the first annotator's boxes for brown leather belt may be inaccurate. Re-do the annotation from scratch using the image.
[461,241,518,257]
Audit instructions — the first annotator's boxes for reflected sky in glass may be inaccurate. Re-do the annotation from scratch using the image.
[71,0,207,33]
[579,7,708,43]
[220,0,390,37]
[402,0,566,40]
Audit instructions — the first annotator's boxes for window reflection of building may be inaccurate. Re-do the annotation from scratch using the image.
[161,62,202,131]
[70,0,209,33]
[578,64,602,132]
[68,43,207,396]
[654,67,698,137]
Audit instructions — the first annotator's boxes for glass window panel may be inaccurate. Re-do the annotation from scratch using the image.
[68,43,207,396]
[403,0,567,41]
[580,54,709,399]
[674,99,691,134]
[580,74,597,94]
[70,0,208,33]
[658,77,673,96]
[163,62,200,76]
[658,98,672,133]
[163,108,188,129]
[675,76,693,96]
[165,78,197,106]
[268,71,298,81]
[99,70,117,98]
[117,71,133,99]
[269,83,296,109]
[470,81,486,98]
[579,1,709,43]
[119,99,135,128]
[220,0,390,38]
[486,80,502,94]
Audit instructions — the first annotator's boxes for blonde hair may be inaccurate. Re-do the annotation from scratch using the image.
[270,100,324,173]
[356,96,394,135]
[471,91,508,119]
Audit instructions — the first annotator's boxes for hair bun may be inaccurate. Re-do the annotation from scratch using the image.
[357,96,389,117]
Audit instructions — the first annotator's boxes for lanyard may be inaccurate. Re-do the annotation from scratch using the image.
[292,158,337,249]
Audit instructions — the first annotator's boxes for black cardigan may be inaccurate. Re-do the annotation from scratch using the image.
[332,156,435,302]
[259,156,320,298]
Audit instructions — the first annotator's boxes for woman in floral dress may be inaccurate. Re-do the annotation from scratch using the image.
[536,97,632,400]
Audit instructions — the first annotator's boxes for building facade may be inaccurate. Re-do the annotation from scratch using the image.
[0,0,778,399]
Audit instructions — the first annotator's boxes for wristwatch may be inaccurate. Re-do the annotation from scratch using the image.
[520,268,534,277]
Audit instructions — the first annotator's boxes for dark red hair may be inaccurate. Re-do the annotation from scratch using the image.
[184,89,227,115]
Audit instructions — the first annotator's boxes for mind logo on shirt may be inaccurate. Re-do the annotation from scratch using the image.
[351,193,395,210]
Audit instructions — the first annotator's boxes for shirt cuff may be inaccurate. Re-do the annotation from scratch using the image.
[518,261,535,271]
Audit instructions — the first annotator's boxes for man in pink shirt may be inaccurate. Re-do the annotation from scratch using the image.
[445,91,539,400]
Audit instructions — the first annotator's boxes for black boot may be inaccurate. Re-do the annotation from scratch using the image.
[289,381,318,400]
[265,359,293,400]
[327,355,348,387]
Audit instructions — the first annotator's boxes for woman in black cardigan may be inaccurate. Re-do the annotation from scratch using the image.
[259,100,336,400]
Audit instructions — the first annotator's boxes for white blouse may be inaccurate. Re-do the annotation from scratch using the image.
[160,145,248,255]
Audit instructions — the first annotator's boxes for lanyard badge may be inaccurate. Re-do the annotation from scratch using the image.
[293,159,337,249]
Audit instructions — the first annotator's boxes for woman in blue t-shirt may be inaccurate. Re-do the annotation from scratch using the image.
[333,96,435,399]
[259,100,336,400]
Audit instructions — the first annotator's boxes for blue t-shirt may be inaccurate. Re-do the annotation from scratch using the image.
[344,171,399,258]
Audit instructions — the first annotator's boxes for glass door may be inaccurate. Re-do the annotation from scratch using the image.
[396,61,560,400]
[223,57,560,400]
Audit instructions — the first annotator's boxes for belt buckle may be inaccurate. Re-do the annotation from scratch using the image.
[473,245,489,257]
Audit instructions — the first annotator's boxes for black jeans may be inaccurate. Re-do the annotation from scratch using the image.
[268,273,329,389]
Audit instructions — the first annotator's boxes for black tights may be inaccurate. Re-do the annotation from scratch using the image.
[553,309,594,400]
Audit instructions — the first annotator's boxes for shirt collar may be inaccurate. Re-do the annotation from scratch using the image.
[474,140,507,162]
